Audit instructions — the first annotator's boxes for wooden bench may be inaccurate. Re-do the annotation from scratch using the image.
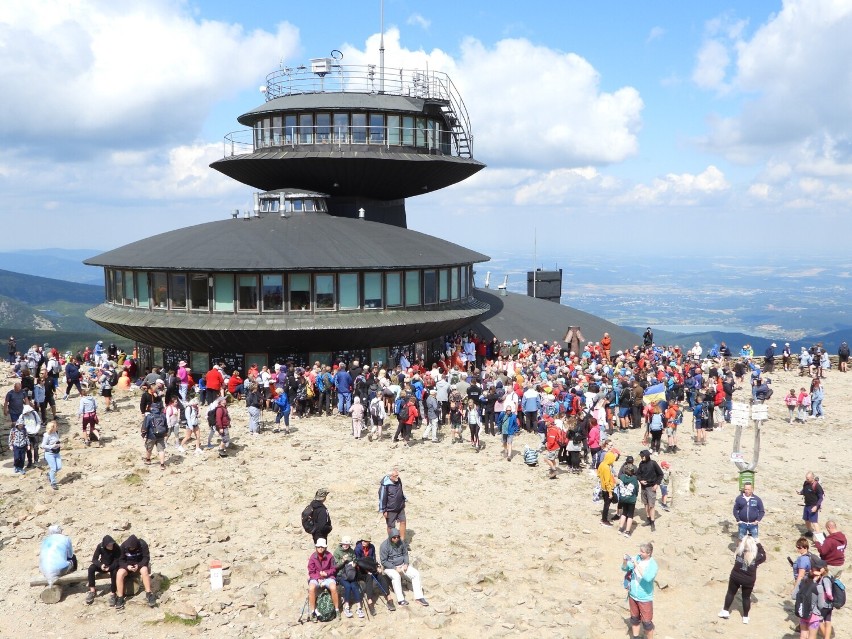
[29,569,163,604]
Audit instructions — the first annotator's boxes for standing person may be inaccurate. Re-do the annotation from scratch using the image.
[245,382,262,438]
[63,358,83,400]
[272,390,291,434]
[814,520,847,577]
[40,420,62,489]
[465,397,482,451]
[380,529,428,607]
[7,335,15,364]
[718,535,767,624]
[622,542,659,639]
[421,389,440,443]
[97,365,116,412]
[785,388,798,423]
[795,558,832,639]
[799,472,825,537]
[378,468,407,543]
[367,394,386,441]
[500,397,520,461]
[810,379,825,419]
[733,482,765,540]
[114,534,157,610]
[617,463,640,537]
[348,395,365,439]
[839,342,850,373]
[637,450,664,532]
[204,364,224,406]
[18,405,42,468]
[334,364,353,416]
[400,396,418,446]
[84,535,121,606]
[302,488,333,544]
[792,537,814,596]
[77,387,100,447]
[164,395,182,451]
[213,396,231,458]
[141,402,168,469]
[176,360,189,402]
[543,418,564,480]
[180,397,202,454]
[648,405,664,454]
[4,381,30,427]
[8,416,30,474]
[598,450,619,526]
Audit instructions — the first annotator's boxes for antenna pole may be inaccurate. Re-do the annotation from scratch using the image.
[533,227,537,298]
[379,0,385,94]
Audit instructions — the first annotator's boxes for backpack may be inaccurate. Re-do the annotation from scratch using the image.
[828,576,847,609]
[150,412,168,438]
[306,382,315,399]
[315,588,336,622]
[110,370,119,387]
[398,403,410,422]
[795,578,818,620]
[370,399,382,420]
[301,503,318,533]
[207,408,217,427]
[523,446,539,466]
[840,343,850,357]
[315,374,326,393]
[700,403,710,421]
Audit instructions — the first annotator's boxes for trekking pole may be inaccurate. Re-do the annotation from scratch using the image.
[297,595,309,623]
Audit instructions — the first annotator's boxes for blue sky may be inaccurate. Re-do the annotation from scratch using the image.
[1,0,850,258]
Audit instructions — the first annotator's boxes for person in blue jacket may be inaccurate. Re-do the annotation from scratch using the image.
[622,542,659,639]
[39,524,77,586]
[732,482,765,540]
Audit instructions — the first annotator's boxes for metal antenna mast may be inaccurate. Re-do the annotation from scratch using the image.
[379,0,385,93]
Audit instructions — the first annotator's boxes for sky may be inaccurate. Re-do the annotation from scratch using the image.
[1,0,851,260]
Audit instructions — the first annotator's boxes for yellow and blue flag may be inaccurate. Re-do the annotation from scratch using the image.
[643,383,666,405]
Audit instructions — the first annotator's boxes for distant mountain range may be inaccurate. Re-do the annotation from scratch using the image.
[627,328,851,355]
[0,248,103,284]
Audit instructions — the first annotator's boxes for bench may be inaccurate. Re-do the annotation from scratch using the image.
[29,568,164,604]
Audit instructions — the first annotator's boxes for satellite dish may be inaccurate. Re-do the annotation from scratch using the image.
[259,85,268,93]
[331,49,343,60]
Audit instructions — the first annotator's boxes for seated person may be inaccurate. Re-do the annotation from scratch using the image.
[333,536,363,618]
[355,531,394,613]
[379,528,429,607]
[39,524,77,586]
[114,535,156,610]
[307,538,340,622]
[85,535,121,605]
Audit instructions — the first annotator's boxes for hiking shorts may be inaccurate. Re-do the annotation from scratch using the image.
[309,578,336,589]
[802,506,819,523]
[664,427,676,437]
[629,597,654,630]
[545,449,559,462]
[386,509,406,528]
[641,486,657,507]
[145,438,166,452]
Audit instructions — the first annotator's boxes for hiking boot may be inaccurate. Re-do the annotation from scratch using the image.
[146,591,157,607]
[108,594,117,607]
[386,599,396,611]
[85,591,95,605]
[115,596,125,610]
[218,450,227,457]
[650,521,656,532]
[311,611,319,623]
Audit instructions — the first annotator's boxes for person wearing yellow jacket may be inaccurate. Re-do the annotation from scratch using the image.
[598,449,620,526]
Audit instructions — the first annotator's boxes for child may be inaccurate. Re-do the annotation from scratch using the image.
[664,403,682,453]
[784,389,797,423]
[367,395,385,442]
[464,398,481,450]
[348,396,365,439]
[693,395,707,445]
[796,387,810,422]
[449,400,463,443]
[659,461,672,511]
[272,389,291,434]
[8,418,29,474]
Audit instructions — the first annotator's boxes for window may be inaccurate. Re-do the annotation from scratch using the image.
[352,113,367,143]
[385,272,401,307]
[123,270,135,306]
[333,113,349,143]
[402,116,414,146]
[238,275,258,311]
[439,269,449,301]
[388,115,400,145]
[416,117,427,147]
[364,273,382,308]
[136,272,150,308]
[284,114,296,144]
[461,265,469,297]
[316,113,331,143]
[339,273,359,309]
[429,120,438,150]
[113,269,123,304]
[262,117,271,147]
[292,199,303,212]
[423,270,437,304]
[289,274,310,310]
[272,115,282,145]
[451,267,459,299]
[254,122,262,149]
[189,274,208,310]
[299,113,313,144]
[152,272,168,309]
[262,274,283,311]
[303,199,315,212]
[405,270,420,306]
[213,274,234,312]
[169,273,187,309]
[314,274,334,309]
[369,113,384,144]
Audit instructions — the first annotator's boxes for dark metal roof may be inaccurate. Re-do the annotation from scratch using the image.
[84,213,489,270]
[85,298,489,352]
[239,93,429,125]
[210,152,485,198]
[470,288,640,351]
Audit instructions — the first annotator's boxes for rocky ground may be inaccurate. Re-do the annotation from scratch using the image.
[0,363,848,639]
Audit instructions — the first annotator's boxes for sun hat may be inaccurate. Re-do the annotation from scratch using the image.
[315,538,327,548]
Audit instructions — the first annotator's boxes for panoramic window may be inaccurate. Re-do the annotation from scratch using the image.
[423,270,437,304]
[262,274,283,311]
[299,113,313,144]
[238,275,258,311]
[170,273,187,309]
[284,114,297,144]
[290,273,310,310]
[461,265,469,297]
[364,273,382,308]
[369,113,385,144]
[451,267,459,299]
[385,272,401,307]
[213,274,234,312]
[136,272,150,308]
[405,270,420,306]
[402,116,414,146]
[316,113,331,143]
[333,113,349,143]
[262,118,271,146]
[439,269,449,302]
[123,270,135,306]
[189,274,208,310]
[387,115,400,145]
[339,273,359,309]
[314,274,335,309]
[352,113,367,144]
[113,270,123,304]
[272,115,282,145]
[416,117,427,148]
[152,272,168,309]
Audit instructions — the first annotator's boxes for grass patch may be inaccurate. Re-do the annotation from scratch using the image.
[162,612,201,626]
[124,473,143,486]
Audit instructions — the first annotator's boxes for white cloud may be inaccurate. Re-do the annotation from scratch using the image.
[692,40,730,90]
[407,13,431,30]
[747,183,770,199]
[617,166,730,206]
[646,26,665,43]
[0,0,300,156]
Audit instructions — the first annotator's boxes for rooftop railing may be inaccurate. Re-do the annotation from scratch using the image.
[260,64,473,157]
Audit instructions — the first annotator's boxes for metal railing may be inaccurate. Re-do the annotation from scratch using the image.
[259,64,473,156]
[222,124,459,158]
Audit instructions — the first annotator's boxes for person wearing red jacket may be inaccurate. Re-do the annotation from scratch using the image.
[815,520,847,577]
[204,365,224,405]
[544,419,566,480]
[307,538,339,622]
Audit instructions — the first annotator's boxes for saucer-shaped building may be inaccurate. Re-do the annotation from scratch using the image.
[85,59,492,370]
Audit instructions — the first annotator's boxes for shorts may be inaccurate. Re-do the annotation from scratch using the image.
[620,502,636,518]
[660,485,668,498]
[502,434,514,445]
[800,618,821,631]
[803,506,820,523]
[628,597,654,629]
[641,486,657,506]
[145,438,166,453]
[309,578,336,589]
[101,388,112,398]
[664,427,675,437]
[619,407,630,418]
[545,449,559,462]
[385,509,406,528]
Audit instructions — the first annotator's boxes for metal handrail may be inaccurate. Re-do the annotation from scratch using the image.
[222,124,462,158]
[261,64,473,156]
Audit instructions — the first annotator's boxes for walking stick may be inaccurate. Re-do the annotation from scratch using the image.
[297,595,309,623]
